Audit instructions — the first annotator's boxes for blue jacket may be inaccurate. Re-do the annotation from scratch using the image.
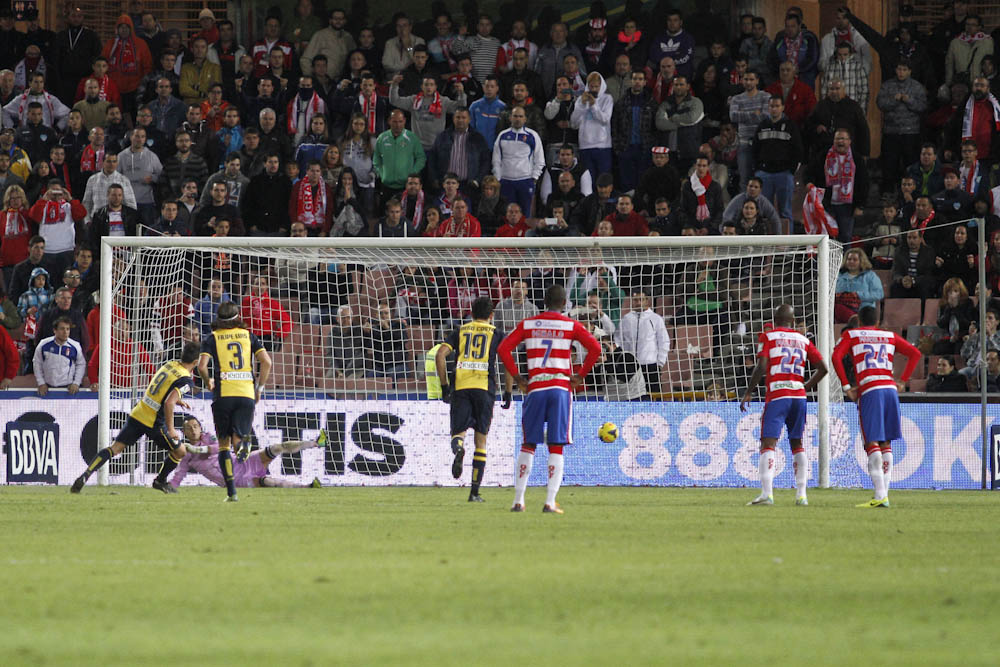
[768,29,821,87]
[469,96,505,148]
[193,293,232,337]
[647,29,697,79]
[294,137,329,172]
[215,126,245,167]
[427,128,491,186]
[836,270,884,309]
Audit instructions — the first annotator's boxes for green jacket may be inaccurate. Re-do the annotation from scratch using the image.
[569,271,624,325]
[373,129,426,190]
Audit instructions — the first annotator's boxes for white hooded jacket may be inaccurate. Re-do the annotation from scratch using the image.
[569,73,613,150]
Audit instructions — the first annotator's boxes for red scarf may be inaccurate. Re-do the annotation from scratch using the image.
[802,184,839,236]
[784,32,804,64]
[49,161,73,195]
[109,37,138,74]
[96,74,111,101]
[585,40,607,64]
[689,170,712,221]
[617,30,642,45]
[961,160,981,194]
[652,74,673,102]
[296,180,327,229]
[80,145,105,172]
[2,208,28,236]
[910,209,934,235]
[959,31,987,43]
[360,92,378,133]
[400,189,424,226]
[413,90,443,118]
[824,147,855,205]
[502,39,529,65]
[833,26,853,47]
[286,92,322,135]
[729,69,741,85]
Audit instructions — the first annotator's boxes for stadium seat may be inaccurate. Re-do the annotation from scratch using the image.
[895,353,924,379]
[291,323,326,355]
[319,377,393,394]
[394,379,424,395]
[269,350,300,389]
[908,378,927,392]
[662,350,698,390]
[881,298,922,333]
[7,374,36,388]
[929,354,965,371]
[874,270,893,297]
[672,325,714,358]
[363,267,397,304]
[922,299,939,327]
[834,323,848,340]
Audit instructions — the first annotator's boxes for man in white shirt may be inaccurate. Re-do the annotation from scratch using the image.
[81,152,137,222]
[614,289,670,398]
[33,316,86,395]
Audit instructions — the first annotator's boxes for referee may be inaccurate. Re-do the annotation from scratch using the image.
[435,296,513,502]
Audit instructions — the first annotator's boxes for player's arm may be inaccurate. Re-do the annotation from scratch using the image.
[497,324,527,391]
[197,352,214,391]
[255,347,272,400]
[435,342,453,399]
[502,367,514,408]
[573,322,603,384]
[893,333,922,389]
[802,344,829,393]
[740,356,768,411]
[162,388,185,443]
[830,335,850,389]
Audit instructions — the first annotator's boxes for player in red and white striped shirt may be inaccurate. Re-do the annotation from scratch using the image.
[498,285,602,514]
[740,305,828,506]
[832,306,921,508]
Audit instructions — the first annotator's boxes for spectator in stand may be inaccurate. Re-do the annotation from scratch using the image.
[765,61,816,129]
[927,355,969,392]
[29,183,87,278]
[428,107,490,192]
[605,53,633,105]
[427,11,458,70]
[646,56,677,105]
[329,168,367,238]
[722,177,781,233]
[946,77,1000,164]
[148,78,186,138]
[102,15,152,118]
[8,235,54,302]
[436,197,481,238]
[329,304,367,378]
[389,73,466,151]
[634,147,679,215]
[17,265,51,333]
[945,14,992,86]
[33,316,85,395]
[805,77,869,160]
[571,72,614,183]
[86,316,153,389]
[806,128,868,243]
[300,8,355,79]
[52,7,103,105]
[820,42,869,110]
[869,199,902,269]
[364,300,410,379]
[149,199,189,237]
[906,143,944,198]
[332,73,388,138]
[160,130,208,199]
[844,8,932,89]
[469,75,505,149]
[201,153,249,209]
[615,288,669,397]
[739,17,771,76]
[768,12,820,88]
[293,114,329,172]
[891,229,938,300]
[536,22,585,97]
[199,83,229,134]
[728,70,770,189]
[935,223,978,293]
[960,309,1000,381]
[936,276,977,354]
[398,174,427,229]
[654,75,703,176]
[0,185,32,288]
[818,6,872,77]
[174,178,201,232]
[450,15,501,85]
[116,127,162,227]
[933,168,973,223]
[573,172,619,236]
[681,156,723,235]
[373,197,417,238]
[752,96,802,232]
[493,106,545,217]
[374,110,426,206]
[179,37,221,106]
[499,47,546,105]
[599,193,649,236]
[834,248,882,323]
[534,200,574,237]
[876,58,927,189]
[0,313,16,387]
[382,14,425,78]
[495,201,532,238]
[647,9,695,80]
[72,78,109,133]
[88,183,138,248]
[195,180,243,236]
[957,141,988,198]
[647,198,684,236]
[241,273,292,351]
[37,285,89,354]
[137,49,177,103]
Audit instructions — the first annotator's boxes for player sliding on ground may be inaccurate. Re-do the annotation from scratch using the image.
[832,305,921,508]
[71,341,201,494]
[436,297,514,502]
[169,416,325,490]
[498,285,602,514]
[740,305,828,506]
[198,301,272,502]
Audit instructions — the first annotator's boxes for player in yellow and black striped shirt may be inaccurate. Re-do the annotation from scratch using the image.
[198,301,272,502]
[71,341,202,494]
[435,297,513,502]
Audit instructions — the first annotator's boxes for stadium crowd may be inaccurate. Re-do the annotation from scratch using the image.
[1,0,1000,394]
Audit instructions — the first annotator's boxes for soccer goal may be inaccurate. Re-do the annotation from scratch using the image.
[94,235,843,488]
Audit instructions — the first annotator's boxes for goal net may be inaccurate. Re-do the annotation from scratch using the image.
[93,235,844,489]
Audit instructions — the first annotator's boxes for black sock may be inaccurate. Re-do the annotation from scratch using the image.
[471,448,486,496]
[155,452,181,483]
[451,436,464,454]
[83,447,113,478]
[218,448,237,497]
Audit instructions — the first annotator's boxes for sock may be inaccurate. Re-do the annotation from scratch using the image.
[545,453,564,507]
[867,450,886,500]
[881,448,893,491]
[218,448,237,497]
[513,447,534,506]
[155,451,182,483]
[471,448,486,496]
[83,447,113,478]
[267,440,315,456]
[793,451,808,498]
[759,449,776,498]
[451,435,464,453]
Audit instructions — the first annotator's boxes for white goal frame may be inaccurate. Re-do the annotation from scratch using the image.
[98,234,839,487]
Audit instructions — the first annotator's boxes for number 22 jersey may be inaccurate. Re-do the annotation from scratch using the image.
[832,326,921,397]
[758,327,823,402]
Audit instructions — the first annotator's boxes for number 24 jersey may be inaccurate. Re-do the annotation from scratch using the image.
[832,326,921,397]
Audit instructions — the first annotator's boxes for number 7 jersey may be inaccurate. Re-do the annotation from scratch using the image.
[832,326,921,397]
[758,327,824,402]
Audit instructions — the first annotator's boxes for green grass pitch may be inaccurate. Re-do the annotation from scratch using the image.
[1,486,996,666]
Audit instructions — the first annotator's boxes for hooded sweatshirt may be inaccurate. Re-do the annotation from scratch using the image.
[569,74,613,150]
[102,15,153,94]
[117,145,163,205]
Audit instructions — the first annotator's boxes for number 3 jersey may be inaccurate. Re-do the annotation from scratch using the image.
[832,326,921,397]
[444,320,503,393]
[757,327,823,402]
[201,327,265,399]
[130,360,193,428]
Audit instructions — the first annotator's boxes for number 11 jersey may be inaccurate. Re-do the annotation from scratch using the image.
[758,327,823,402]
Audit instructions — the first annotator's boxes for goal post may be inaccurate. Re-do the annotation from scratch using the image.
[97,234,843,488]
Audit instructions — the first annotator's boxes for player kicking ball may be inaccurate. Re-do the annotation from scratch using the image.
[168,416,326,490]
[436,297,514,502]
[498,285,601,514]
[833,306,921,508]
[740,305,828,506]
[72,342,201,494]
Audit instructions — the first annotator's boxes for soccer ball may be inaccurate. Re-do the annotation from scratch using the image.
[598,422,619,443]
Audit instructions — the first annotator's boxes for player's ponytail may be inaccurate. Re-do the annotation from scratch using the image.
[212,301,247,330]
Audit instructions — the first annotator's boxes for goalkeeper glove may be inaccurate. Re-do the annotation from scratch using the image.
[185,443,209,454]
[501,391,512,409]
[441,384,452,403]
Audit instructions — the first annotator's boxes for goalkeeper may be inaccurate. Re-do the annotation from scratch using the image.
[170,416,325,490]
[435,297,514,502]
[72,341,201,494]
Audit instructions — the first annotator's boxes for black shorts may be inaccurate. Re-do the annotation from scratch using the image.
[450,388,495,436]
[116,416,170,449]
[212,396,256,441]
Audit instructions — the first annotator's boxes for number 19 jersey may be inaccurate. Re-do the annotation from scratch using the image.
[758,327,823,402]
[444,320,503,393]
[201,327,265,399]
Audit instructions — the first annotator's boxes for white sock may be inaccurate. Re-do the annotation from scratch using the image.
[759,450,776,498]
[867,451,887,500]
[881,449,893,492]
[793,451,808,498]
[513,449,534,506]
[269,440,316,455]
[545,453,564,507]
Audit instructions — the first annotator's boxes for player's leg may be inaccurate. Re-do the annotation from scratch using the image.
[879,392,902,496]
[787,398,809,505]
[449,391,472,479]
[856,391,890,507]
[543,391,571,513]
[468,390,494,502]
[469,431,488,501]
[213,399,239,501]
[512,391,545,511]
[259,476,323,488]
[512,444,535,511]
[151,427,185,494]
[71,437,129,493]
[748,401,784,505]
[246,450,323,488]
[880,443,893,491]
